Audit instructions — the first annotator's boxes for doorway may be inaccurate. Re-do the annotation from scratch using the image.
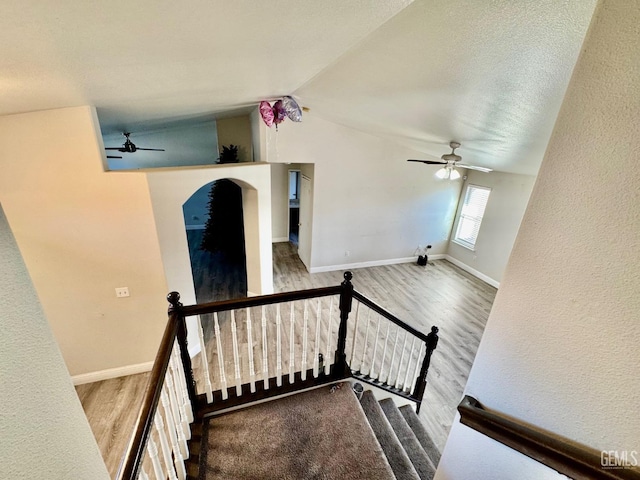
[288,170,301,245]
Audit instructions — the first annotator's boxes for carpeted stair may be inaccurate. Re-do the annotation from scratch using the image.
[360,391,438,480]
[195,384,440,480]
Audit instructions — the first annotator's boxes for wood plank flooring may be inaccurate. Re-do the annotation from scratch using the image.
[76,242,495,478]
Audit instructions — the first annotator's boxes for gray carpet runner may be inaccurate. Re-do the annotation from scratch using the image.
[197,384,440,480]
[199,384,395,480]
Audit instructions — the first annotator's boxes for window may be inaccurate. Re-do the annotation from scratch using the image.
[453,184,491,250]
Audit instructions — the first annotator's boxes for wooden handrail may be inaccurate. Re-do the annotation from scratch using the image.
[116,309,181,480]
[458,395,640,480]
[352,290,431,343]
[179,285,342,317]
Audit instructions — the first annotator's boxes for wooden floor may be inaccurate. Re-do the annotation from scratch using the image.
[76,242,495,477]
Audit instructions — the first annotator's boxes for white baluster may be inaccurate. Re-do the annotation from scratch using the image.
[139,468,150,480]
[349,302,361,369]
[165,369,189,442]
[301,300,309,381]
[147,437,164,480]
[246,308,256,393]
[154,412,179,480]
[261,305,269,390]
[231,310,242,396]
[276,304,283,386]
[161,390,187,479]
[369,315,382,379]
[323,297,334,375]
[395,331,409,388]
[214,312,228,400]
[387,326,400,385]
[403,338,417,392]
[410,343,424,395]
[171,344,193,424]
[163,382,188,460]
[196,315,213,403]
[313,299,321,378]
[379,322,391,381]
[289,303,295,384]
[360,309,372,374]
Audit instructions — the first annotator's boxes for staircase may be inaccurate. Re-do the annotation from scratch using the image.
[193,383,440,480]
[360,390,440,480]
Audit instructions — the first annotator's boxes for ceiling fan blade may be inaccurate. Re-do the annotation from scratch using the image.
[106,155,122,159]
[407,159,447,165]
[104,147,122,150]
[457,164,493,173]
[135,148,165,152]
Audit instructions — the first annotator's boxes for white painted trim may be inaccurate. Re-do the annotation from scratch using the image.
[72,361,154,385]
[272,237,289,243]
[185,224,206,230]
[444,255,500,288]
[309,254,446,274]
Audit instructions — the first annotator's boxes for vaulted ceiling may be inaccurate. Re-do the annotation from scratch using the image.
[1,0,597,174]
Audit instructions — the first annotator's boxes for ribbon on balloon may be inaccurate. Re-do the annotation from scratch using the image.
[259,96,303,129]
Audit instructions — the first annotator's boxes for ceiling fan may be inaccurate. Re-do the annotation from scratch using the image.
[104,132,165,157]
[408,141,492,179]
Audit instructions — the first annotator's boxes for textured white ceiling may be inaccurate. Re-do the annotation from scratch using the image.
[0,0,596,174]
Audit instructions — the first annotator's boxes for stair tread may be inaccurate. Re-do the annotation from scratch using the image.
[361,391,421,480]
[399,405,441,466]
[379,399,436,480]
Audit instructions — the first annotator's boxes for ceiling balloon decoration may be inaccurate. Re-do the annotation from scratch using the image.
[259,101,274,127]
[282,96,302,122]
[258,96,303,129]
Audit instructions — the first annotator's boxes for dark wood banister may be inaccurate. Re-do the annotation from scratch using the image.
[352,290,431,343]
[458,395,640,480]
[117,272,438,479]
[116,299,182,480]
[179,285,342,317]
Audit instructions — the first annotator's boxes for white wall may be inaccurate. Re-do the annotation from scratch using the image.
[260,114,463,270]
[447,170,536,286]
[270,163,290,241]
[146,163,274,308]
[0,203,110,479]
[0,106,169,377]
[217,115,253,163]
[437,1,640,478]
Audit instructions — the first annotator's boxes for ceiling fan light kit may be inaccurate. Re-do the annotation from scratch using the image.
[408,141,492,180]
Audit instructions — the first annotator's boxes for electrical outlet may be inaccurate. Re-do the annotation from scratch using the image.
[115,287,130,298]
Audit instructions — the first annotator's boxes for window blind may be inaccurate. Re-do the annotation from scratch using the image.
[454,185,491,250]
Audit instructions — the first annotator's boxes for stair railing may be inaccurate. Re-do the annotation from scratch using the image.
[117,294,195,480]
[458,396,640,480]
[118,271,438,479]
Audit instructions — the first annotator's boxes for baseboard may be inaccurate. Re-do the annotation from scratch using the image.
[309,254,446,274]
[444,255,500,288]
[272,237,289,243]
[72,361,154,385]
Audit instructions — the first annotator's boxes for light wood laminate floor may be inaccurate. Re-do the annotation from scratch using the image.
[77,242,495,477]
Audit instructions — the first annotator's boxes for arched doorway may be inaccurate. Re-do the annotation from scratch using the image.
[182,180,247,303]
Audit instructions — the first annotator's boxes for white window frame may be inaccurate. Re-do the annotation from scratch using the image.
[452,184,491,251]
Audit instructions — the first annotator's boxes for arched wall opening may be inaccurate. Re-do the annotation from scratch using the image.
[146,163,273,354]
[182,179,247,303]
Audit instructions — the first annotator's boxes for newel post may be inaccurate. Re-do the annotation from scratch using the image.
[168,292,197,408]
[413,325,439,413]
[333,271,354,379]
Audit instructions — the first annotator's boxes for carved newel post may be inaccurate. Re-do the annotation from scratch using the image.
[333,271,354,379]
[168,292,197,408]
